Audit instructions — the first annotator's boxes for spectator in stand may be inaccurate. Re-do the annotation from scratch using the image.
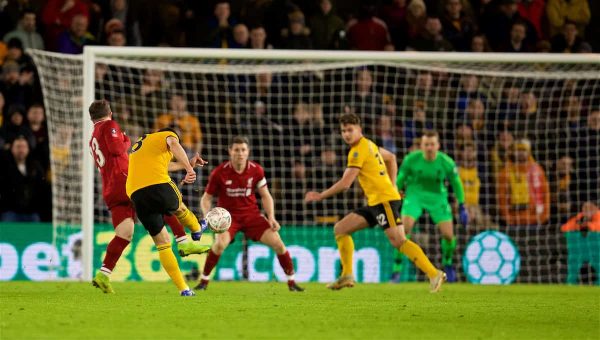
[560,201,600,285]
[0,135,46,222]
[231,24,250,48]
[1,61,27,110]
[490,130,514,178]
[375,114,399,155]
[497,84,521,122]
[457,142,496,229]
[25,103,49,172]
[309,147,347,224]
[42,0,89,51]
[57,13,95,54]
[549,156,575,224]
[551,21,587,53]
[570,109,599,204]
[343,68,383,135]
[546,0,590,38]
[500,20,532,52]
[497,138,550,226]
[481,0,537,52]
[470,33,492,52]
[106,29,126,47]
[440,0,477,51]
[285,102,313,161]
[0,105,33,150]
[249,25,272,49]
[535,39,552,52]
[279,10,312,50]
[347,4,394,51]
[3,9,45,50]
[100,0,141,46]
[379,0,408,50]
[135,68,169,130]
[154,93,202,154]
[456,74,485,113]
[408,16,454,52]
[517,0,546,40]
[308,0,345,50]
[4,38,34,70]
[404,0,427,44]
[205,1,236,48]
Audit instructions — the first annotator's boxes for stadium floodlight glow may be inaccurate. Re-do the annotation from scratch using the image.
[28,47,600,282]
[463,231,521,284]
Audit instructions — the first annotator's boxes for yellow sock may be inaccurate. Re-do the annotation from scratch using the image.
[174,208,200,233]
[335,234,354,276]
[399,240,438,279]
[157,243,188,291]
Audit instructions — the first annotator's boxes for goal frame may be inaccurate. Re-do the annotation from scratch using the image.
[81,46,599,281]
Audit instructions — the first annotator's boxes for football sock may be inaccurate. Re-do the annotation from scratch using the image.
[100,236,130,275]
[391,234,410,275]
[276,251,295,276]
[157,243,188,291]
[399,240,438,279]
[335,234,354,276]
[202,250,221,277]
[441,237,457,267]
[164,214,188,242]
[174,208,201,233]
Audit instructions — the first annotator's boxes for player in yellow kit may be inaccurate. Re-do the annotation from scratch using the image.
[126,127,209,296]
[305,113,445,292]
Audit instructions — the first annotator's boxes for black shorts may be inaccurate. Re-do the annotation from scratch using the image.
[130,181,182,236]
[353,200,402,230]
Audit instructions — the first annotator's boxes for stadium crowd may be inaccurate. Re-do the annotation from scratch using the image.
[0,0,598,229]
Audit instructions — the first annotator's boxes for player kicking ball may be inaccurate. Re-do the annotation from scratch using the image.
[305,113,445,292]
[195,136,304,292]
[88,100,209,295]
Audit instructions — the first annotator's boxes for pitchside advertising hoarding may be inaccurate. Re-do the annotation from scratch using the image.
[0,223,396,282]
[0,223,523,284]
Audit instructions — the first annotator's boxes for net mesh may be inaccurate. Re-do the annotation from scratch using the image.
[29,49,600,284]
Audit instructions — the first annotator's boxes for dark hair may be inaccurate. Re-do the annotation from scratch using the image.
[422,130,439,139]
[21,8,36,18]
[339,113,361,126]
[89,100,111,120]
[158,127,181,140]
[229,135,250,147]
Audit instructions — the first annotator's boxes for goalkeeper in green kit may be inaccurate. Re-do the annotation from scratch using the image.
[396,131,468,282]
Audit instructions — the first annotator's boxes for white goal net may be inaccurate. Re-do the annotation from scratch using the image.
[29,48,599,284]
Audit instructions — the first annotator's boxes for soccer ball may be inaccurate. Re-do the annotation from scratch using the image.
[205,207,232,233]
[462,231,521,284]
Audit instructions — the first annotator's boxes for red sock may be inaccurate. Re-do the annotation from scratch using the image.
[100,236,130,274]
[202,250,221,276]
[277,251,295,276]
[164,214,186,240]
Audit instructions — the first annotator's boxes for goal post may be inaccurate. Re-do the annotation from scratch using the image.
[29,47,600,283]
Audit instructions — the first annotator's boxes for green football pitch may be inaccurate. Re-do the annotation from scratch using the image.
[1,282,598,339]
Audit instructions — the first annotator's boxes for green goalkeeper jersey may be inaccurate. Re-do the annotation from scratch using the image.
[396,150,465,203]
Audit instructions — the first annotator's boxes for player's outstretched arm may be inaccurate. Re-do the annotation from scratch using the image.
[257,185,280,231]
[166,136,196,184]
[379,147,398,185]
[168,152,208,172]
[200,192,213,218]
[305,167,359,202]
[396,154,411,192]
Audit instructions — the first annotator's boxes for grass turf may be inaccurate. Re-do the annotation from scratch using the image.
[1,281,598,339]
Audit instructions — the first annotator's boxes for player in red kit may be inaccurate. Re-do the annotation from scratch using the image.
[88,100,208,294]
[195,136,304,292]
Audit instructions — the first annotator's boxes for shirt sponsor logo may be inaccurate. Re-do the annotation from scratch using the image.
[226,187,251,197]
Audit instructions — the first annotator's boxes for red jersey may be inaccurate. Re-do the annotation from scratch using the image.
[89,119,131,208]
[205,161,268,216]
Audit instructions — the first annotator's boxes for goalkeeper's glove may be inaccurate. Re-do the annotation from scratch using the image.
[458,203,469,227]
[192,219,209,241]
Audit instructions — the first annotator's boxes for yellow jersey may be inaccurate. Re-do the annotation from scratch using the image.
[347,137,400,205]
[458,166,480,206]
[126,130,178,197]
